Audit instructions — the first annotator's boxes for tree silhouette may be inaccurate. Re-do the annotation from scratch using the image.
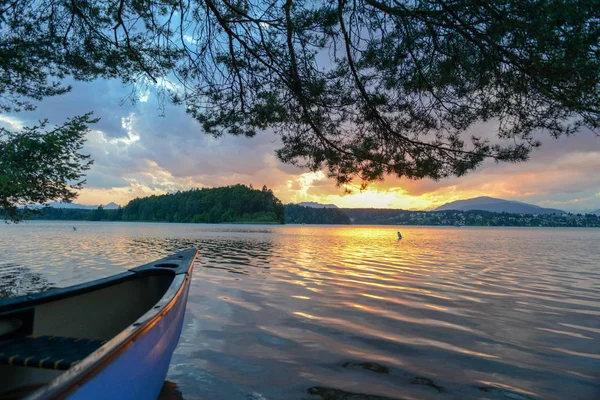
[1,0,598,211]
[0,114,95,221]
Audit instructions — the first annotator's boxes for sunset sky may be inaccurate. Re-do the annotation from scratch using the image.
[3,79,600,212]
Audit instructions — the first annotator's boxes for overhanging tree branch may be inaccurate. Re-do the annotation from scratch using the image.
[0,0,598,189]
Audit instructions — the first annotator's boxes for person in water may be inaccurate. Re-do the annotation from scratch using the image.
[397,232,402,240]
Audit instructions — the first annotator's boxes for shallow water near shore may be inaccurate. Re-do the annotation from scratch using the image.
[1,221,599,399]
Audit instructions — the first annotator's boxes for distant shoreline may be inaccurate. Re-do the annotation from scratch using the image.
[16,218,600,228]
[17,218,283,225]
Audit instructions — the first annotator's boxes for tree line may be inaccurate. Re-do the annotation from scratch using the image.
[21,194,353,225]
[342,209,600,227]
[18,185,285,224]
[284,204,351,224]
[12,193,600,227]
[18,187,353,224]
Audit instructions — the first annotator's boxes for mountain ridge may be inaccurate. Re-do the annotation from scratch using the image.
[435,196,565,215]
[296,202,339,209]
[44,201,120,210]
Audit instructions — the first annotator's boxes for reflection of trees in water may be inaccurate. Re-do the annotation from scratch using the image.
[0,264,55,298]
[122,237,274,275]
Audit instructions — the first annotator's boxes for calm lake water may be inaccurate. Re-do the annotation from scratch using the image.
[0,221,599,400]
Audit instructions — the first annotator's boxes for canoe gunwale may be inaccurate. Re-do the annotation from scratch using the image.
[0,249,194,315]
[6,248,198,400]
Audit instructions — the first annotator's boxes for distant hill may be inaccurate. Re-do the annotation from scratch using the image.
[296,202,338,209]
[44,201,120,210]
[435,196,565,215]
[28,202,120,210]
[591,209,600,216]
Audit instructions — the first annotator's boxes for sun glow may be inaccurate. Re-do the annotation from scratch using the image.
[278,172,513,210]
[308,188,438,210]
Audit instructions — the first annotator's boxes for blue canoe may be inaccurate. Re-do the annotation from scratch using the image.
[0,249,197,399]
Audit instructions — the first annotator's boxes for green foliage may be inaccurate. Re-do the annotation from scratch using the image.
[0,114,95,222]
[1,0,598,187]
[121,184,284,224]
[87,205,106,221]
[284,204,351,224]
[0,1,177,112]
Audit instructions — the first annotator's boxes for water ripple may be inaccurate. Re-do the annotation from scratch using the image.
[1,222,599,399]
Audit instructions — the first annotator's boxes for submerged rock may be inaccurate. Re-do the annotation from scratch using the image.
[409,377,445,393]
[476,386,536,400]
[340,361,390,374]
[307,386,403,400]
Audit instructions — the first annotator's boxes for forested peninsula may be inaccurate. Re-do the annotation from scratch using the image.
[28,185,285,224]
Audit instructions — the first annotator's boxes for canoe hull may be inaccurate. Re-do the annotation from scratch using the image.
[0,249,196,400]
[66,272,191,399]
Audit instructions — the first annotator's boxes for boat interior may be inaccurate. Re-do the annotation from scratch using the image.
[0,271,175,399]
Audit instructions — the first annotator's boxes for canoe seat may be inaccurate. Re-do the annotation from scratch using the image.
[0,335,105,370]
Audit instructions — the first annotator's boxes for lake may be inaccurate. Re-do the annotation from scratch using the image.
[0,221,599,399]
